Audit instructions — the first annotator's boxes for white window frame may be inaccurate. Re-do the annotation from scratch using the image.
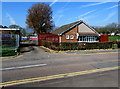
[78,36,98,42]
[70,35,74,39]
[66,35,69,39]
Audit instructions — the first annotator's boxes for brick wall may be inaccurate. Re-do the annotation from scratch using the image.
[61,26,78,42]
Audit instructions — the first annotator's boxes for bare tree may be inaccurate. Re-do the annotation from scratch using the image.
[26,3,54,34]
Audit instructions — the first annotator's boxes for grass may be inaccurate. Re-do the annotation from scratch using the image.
[109,36,120,41]
[0,45,18,57]
[1,50,18,57]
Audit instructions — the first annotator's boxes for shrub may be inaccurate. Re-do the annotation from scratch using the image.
[41,41,114,51]
[1,50,17,57]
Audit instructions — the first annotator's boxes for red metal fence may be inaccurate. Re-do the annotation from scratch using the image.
[38,33,59,45]
[99,34,108,42]
[38,34,110,45]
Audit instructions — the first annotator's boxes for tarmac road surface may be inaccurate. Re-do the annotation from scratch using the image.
[13,69,119,87]
[1,47,119,88]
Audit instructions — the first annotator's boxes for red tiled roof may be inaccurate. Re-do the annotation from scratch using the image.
[52,21,81,35]
[52,20,99,36]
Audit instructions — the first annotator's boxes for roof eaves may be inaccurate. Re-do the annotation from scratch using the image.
[58,34,61,36]
[0,28,20,30]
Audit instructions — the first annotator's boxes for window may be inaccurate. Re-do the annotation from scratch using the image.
[66,35,69,39]
[78,36,97,42]
[70,35,74,39]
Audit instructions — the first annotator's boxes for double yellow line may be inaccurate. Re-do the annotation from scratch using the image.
[65,52,119,55]
[0,66,119,87]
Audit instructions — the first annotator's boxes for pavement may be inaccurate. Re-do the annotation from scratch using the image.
[1,46,49,61]
[1,47,119,60]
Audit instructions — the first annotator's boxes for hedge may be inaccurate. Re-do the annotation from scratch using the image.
[41,41,115,51]
[0,47,19,57]
[1,50,18,57]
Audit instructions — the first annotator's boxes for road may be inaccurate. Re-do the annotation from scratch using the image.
[14,69,119,87]
[1,46,119,87]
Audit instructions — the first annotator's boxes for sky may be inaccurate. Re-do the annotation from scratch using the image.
[1,1,119,32]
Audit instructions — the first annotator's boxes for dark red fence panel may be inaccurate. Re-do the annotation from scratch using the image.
[38,33,59,46]
[100,34,108,42]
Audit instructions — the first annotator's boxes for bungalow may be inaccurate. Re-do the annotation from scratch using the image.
[52,20,100,43]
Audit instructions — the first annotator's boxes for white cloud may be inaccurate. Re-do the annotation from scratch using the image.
[103,12,116,22]
[61,0,71,9]
[81,0,112,7]
[53,1,71,24]
[67,10,96,20]
[78,14,98,24]
[55,15,63,24]
[77,10,96,19]
[81,2,107,7]
[106,4,118,9]
[6,13,16,25]
[50,0,58,6]
[80,15,93,21]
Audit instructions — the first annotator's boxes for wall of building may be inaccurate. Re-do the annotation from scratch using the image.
[60,23,99,43]
[78,23,95,33]
[61,26,78,43]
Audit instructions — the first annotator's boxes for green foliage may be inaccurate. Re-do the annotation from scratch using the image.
[106,23,119,29]
[109,36,120,41]
[1,50,18,57]
[0,44,19,56]
[9,25,26,35]
[93,23,120,34]
[41,41,114,51]
[21,28,26,36]
[112,44,118,49]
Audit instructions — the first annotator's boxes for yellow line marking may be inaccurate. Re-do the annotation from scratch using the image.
[1,55,23,61]
[40,46,55,52]
[64,52,119,55]
[41,46,119,55]
[0,66,119,87]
